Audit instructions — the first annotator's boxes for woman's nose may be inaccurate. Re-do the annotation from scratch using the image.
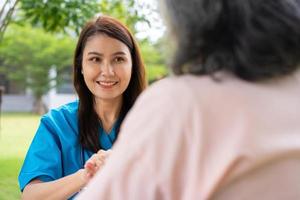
[100,62,114,76]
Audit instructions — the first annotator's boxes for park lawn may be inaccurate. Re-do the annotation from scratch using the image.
[0,113,40,200]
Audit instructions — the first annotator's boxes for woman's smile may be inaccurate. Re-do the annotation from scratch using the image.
[96,80,119,89]
[82,34,132,101]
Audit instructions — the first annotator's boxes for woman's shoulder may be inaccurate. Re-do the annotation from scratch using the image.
[149,74,224,92]
[133,75,202,115]
[41,100,79,128]
[145,74,220,101]
[143,73,250,110]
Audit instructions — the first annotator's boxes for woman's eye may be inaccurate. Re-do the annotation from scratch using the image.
[89,57,100,62]
[114,57,125,63]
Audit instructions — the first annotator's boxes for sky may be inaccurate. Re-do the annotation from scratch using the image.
[135,0,166,42]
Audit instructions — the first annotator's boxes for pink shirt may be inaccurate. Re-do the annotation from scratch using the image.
[77,71,300,200]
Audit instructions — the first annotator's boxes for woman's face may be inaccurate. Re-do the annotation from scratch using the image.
[82,34,132,102]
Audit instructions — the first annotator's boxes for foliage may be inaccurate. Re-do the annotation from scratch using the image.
[140,39,164,65]
[0,25,74,113]
[146,64,168,83]
[139,38,169,82]
[97,0,149,34]
[0,0,168,114]
[18,0,148,35]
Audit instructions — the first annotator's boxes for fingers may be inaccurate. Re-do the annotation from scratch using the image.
[84,150,111,178]
[85,155,103,170]
[97,149,111,159]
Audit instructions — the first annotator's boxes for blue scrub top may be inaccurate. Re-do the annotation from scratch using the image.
[18,101,120,196]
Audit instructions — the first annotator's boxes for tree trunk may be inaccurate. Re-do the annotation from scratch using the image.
[32,96,47,115]
[0,0,19,42]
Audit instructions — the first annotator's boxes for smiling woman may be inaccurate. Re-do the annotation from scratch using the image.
[82,34,133,132]
[82,34,132,103]
[18,15,147,200]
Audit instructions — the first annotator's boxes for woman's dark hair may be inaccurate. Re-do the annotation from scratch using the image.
[163,0,300,81]
[73,15,147,153]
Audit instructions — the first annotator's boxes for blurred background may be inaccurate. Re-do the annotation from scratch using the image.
[0,0,169,199]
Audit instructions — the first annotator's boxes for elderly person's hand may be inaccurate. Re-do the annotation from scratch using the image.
[81,150,111,183]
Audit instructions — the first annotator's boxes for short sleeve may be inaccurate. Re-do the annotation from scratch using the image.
[18,116,63,191]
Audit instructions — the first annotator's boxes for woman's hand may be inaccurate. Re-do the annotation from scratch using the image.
[82,150,111,182]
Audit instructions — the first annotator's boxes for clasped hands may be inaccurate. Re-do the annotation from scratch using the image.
[80,150,111,185]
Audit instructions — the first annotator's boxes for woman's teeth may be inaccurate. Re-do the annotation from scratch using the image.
[97,81,117,86]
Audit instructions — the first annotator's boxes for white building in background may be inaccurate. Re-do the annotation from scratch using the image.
[0,67,77,113]
[44,67,77,110]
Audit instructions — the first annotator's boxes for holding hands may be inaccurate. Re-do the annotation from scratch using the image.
[80,150,111,184]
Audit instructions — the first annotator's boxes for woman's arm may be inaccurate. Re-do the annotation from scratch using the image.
[21,150,110,200]
[21,169,87,200]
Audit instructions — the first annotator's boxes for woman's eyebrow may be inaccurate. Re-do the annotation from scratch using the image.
[112,51,127,56]
[87,51,103,56]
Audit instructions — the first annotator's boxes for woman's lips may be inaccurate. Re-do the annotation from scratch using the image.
[96,81,118,88]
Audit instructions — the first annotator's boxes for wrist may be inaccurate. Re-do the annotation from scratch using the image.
[76,169,89,188]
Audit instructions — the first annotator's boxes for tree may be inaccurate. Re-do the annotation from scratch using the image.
[0,25,74,114]
[0,0,19,41]
[0,0,165,113]
[18,0,100,35]
[3,0,148,36]
[139,38,169,82]
[97,0,149,34]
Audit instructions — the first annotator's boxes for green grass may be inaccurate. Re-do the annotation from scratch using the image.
[0,113,40,200]
[0,158,24,200]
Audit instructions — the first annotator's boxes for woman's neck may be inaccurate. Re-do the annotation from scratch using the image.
[94,96,122,133]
